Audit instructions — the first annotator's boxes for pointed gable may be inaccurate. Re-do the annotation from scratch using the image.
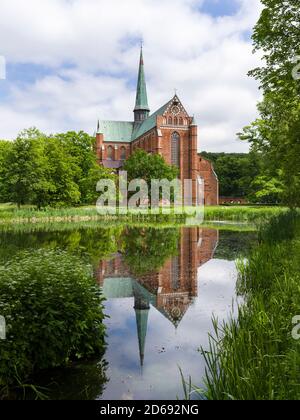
[161,95,190,119]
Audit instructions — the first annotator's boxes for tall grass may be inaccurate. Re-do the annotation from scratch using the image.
[0,203,286,225]
[200,210,300,400]
[205,205,287,223]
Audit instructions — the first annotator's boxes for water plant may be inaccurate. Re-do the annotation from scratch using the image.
[200,211,300,400]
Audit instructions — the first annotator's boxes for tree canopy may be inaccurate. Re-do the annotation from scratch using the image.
[239,0,300,208]
[0,129,114,208]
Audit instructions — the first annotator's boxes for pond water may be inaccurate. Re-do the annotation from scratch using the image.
[0,224,256,400]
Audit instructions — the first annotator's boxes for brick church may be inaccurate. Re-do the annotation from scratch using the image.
[95,48,219,206]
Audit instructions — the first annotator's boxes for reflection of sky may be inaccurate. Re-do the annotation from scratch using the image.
[100,259,239,401]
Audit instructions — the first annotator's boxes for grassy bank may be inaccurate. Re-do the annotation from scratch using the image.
[204,205,287,223]
[200,211,300,400]
[0,203,286,226]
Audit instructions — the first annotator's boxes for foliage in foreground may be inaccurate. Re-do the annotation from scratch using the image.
[200,211,300,400]
[0,250,106,398]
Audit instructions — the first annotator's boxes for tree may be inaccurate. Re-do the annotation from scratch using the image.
[123,149,179,201]
[201,152,261,199]
[80,163,116,204]
[1,128,117,208]
[123,227,179,276]
[239,0,300,207]
[44,136,81,207]
[5,128,52,208]
[54,131,114,205]
[0,140,13,203]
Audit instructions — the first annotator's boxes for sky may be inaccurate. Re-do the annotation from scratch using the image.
[0,0,263,152]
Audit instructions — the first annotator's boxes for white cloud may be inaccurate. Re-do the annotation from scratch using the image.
[0,0,263,152]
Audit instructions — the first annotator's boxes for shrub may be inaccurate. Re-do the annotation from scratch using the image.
[0,250,106,397]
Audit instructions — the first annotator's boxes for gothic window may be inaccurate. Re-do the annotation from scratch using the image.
[174,117,178,126]
[171,132,180,167]
[179,117,183,126]
[163,117,167,125]
[107,146,114,161]
[120,146,126,160]
[168,116,173,125]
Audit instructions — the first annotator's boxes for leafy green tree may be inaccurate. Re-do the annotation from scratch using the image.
[239,0,300,207]
[80,163,116,205]
[5,129,51,208]
[43,136,81,207]
[54,131,114,205]
[0,140,13,203]
[201,152,261,199]
[250,175,284,204]
[124,149,179,183]
[123,149,179,202]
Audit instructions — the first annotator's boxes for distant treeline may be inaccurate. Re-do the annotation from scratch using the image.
[201,152,283,204]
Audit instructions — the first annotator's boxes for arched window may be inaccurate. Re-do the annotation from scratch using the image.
[171,132,180,167]
[120,146,126,160]
[107,146,114,161]
[168,116,173,125]
[179,117,183,126]
[163,117,167,125]
[174,117,178,126]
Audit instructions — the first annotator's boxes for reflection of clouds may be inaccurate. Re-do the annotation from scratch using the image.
[101,259,238,400]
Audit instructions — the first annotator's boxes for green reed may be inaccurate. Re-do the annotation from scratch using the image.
[199,210,300,400]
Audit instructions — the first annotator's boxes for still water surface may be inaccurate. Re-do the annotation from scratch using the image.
[0,224,256,400]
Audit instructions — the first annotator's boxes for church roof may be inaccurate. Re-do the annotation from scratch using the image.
[132,99,172,140]
[134,48,150,112]
[97,99,172,143]
[97,120,134,143]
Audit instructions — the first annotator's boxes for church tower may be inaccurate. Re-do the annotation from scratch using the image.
[134,292,150,368]
[133,48,150,124]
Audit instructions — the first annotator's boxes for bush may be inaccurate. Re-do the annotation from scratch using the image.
[0,250,106,397]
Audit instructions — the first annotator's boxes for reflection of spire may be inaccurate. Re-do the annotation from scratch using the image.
[134,295,150,368]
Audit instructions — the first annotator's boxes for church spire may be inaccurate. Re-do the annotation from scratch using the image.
[134,293,150,368]
[134,47,150,123]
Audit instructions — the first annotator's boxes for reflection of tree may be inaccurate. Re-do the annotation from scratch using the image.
[214,231,257,261]
[122,228,180,276]
[0,227,122,266]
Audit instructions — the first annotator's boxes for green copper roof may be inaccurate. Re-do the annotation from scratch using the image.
[97,99,175,143]
[134,48,150,112]
[97,120,134,143]
[132,99,172,140]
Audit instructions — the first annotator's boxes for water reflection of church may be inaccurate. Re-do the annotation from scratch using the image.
[95,228,218,366]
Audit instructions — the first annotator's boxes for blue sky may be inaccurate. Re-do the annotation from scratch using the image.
[201,0,240,17]
[0,0,262,152]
